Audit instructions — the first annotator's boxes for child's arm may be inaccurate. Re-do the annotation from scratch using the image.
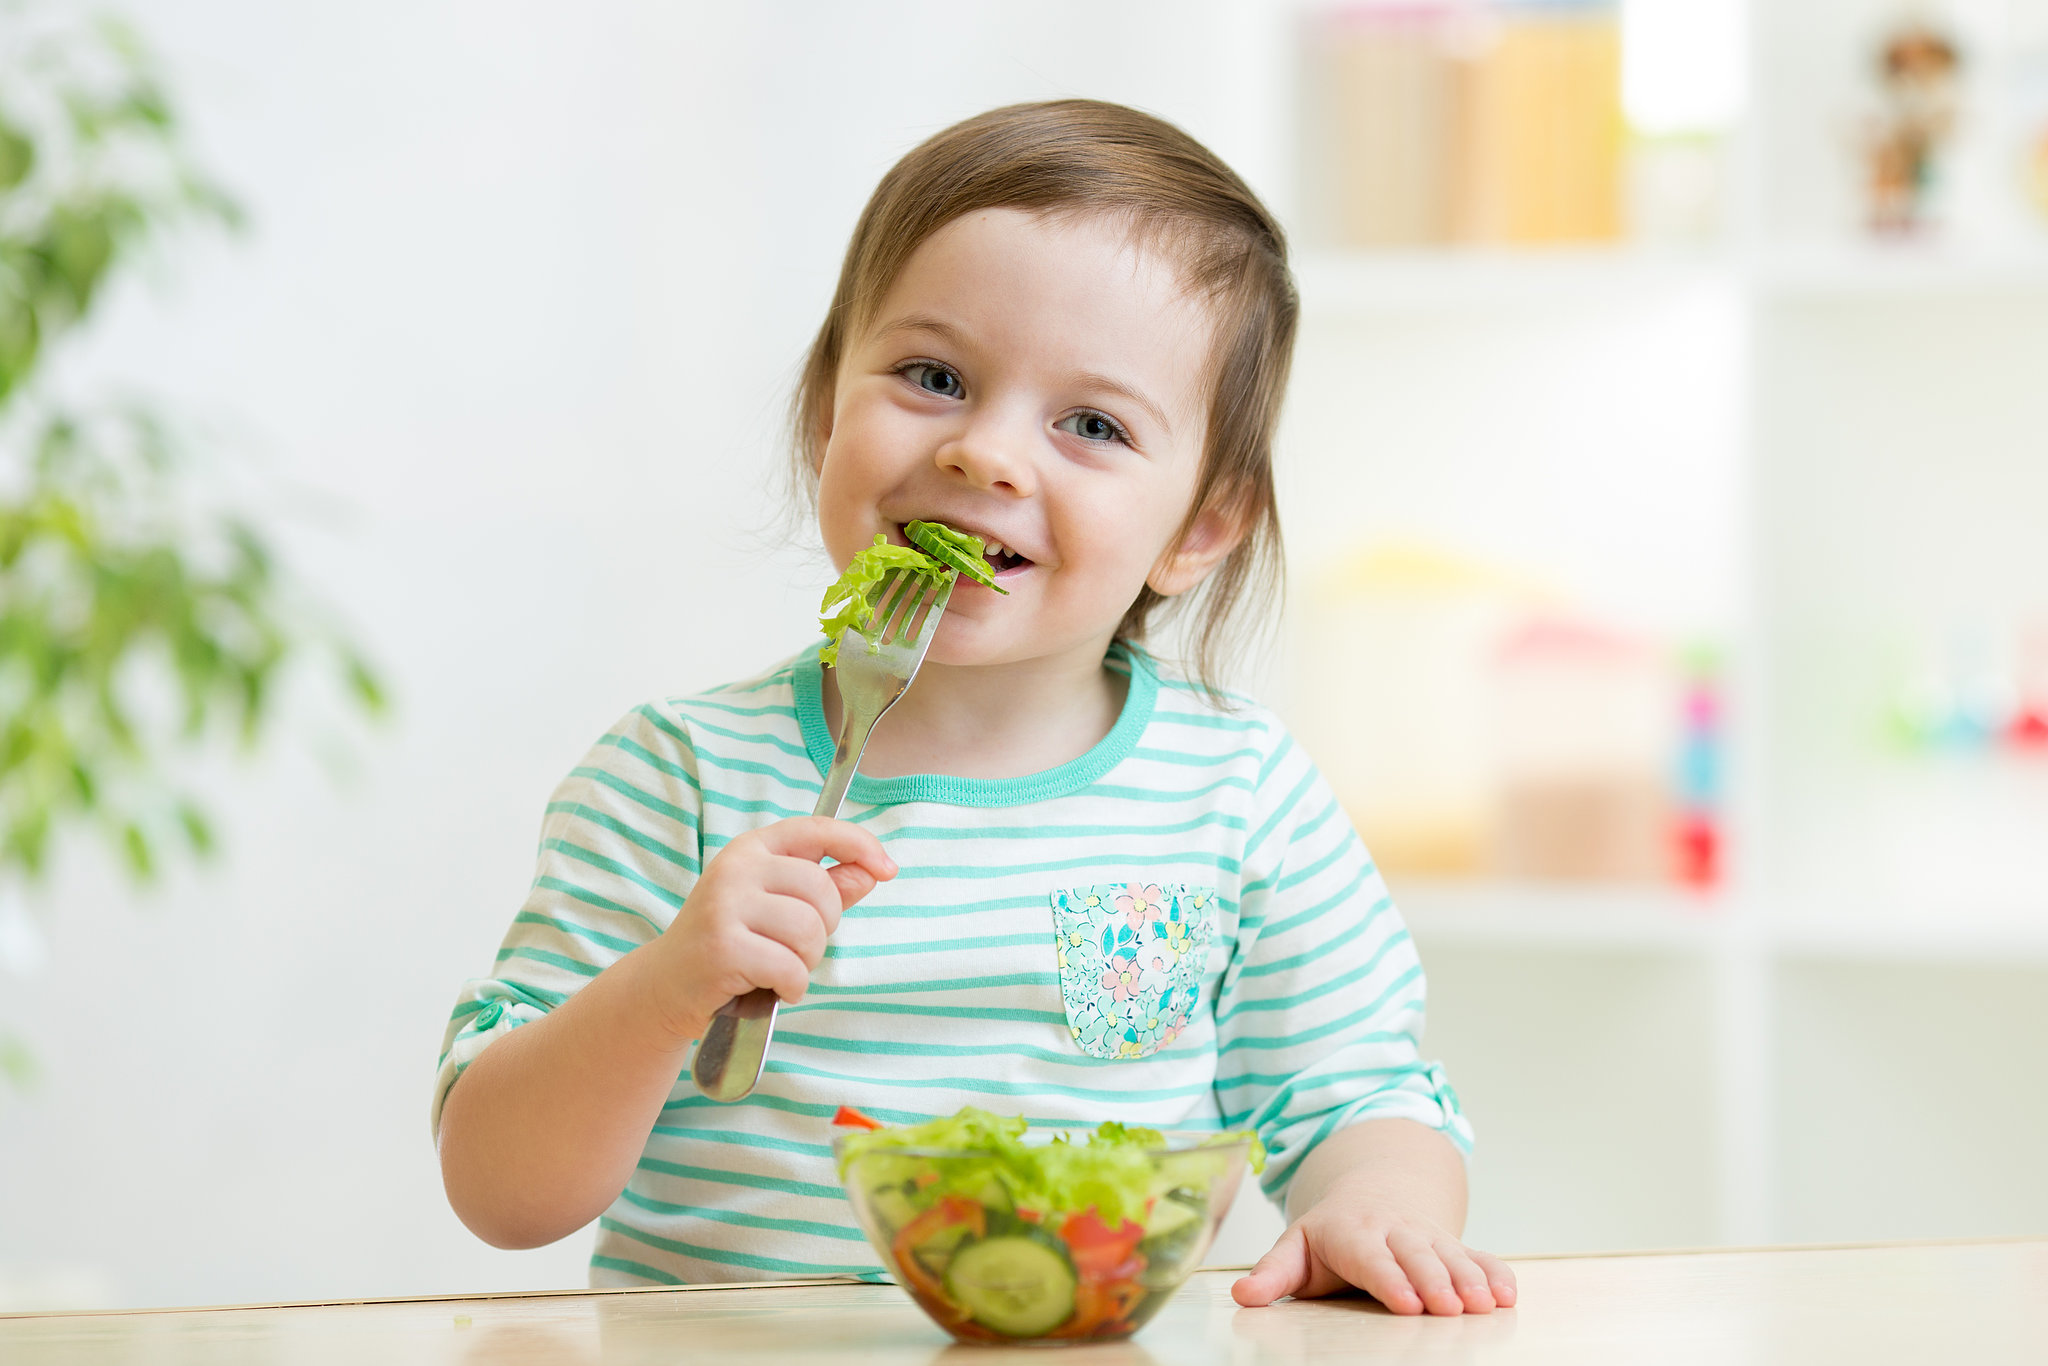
[436,818,897,1249]
[1230,1117,1516,1314]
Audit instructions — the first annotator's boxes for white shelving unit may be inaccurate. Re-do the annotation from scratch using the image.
[1252,0,2048,1255]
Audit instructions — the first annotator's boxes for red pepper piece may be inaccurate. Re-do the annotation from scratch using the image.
[832,1105,883,1130]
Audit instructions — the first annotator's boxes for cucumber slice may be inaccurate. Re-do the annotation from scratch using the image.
[943,1234,1078,1337]
[910,1219,978,1279]
[904,520,1009,594]
[869,1184,919,1235]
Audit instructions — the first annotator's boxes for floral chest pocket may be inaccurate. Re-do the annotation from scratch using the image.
[1050,883,1216,1060]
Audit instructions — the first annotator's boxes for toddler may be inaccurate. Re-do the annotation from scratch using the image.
[434,99,1514,1317]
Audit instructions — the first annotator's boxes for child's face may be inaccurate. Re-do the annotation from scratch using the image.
[816,208,1227,672]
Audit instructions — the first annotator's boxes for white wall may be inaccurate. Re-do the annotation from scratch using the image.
[0,0,1295,1310]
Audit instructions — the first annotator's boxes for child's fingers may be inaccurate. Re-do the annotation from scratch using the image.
[758,857,851,933]
[739,894,832,976]
[721,916,818,1004]
[1472,1249,1518,1307]
[1434,1240,1498,1313]
[1230,1224,1311,1307]
[824,861,878,910]
[1386,1229,1465,1316]
[1332,1244,1422,1315]
[756,817,898,882]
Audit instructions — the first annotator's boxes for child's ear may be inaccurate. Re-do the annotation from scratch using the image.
[1147,495,1250,598]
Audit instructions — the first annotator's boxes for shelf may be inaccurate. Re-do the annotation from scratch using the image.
[1293,242,2048,315]
[1389,881,2048,965]
[1392,879,1733,953]
[1771,910,2048,966]
[1294,247,1734,314]
[1754,243,2048,299]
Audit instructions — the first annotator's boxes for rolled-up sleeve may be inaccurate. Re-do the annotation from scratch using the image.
[1212,732,1472,1204]
[430,703,705,1141]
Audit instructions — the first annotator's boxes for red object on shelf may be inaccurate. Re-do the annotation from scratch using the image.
[1674,813,1719,888]
[2009,707,2048,750]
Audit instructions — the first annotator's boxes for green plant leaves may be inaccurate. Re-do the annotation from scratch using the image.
[0,16,382,897]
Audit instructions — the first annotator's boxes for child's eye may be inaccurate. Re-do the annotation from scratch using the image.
[1054,410,1130,445]
[898,361,964,399]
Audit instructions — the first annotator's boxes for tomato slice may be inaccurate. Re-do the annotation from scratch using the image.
[1059,1210,1146,1281]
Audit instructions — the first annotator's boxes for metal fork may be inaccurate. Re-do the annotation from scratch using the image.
[690,567,956,1102]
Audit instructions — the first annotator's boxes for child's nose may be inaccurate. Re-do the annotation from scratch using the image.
[935,409,1037,496]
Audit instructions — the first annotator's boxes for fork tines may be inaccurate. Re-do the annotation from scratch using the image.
[869,569,948,646]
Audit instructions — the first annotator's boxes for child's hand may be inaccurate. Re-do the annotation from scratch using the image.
[643,817,897,1042]
[1232,1192,1517,1316]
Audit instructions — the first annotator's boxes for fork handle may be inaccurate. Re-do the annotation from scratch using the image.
[690,708,878,1102]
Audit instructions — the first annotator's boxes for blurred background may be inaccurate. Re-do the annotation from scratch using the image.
[2,0,2046,1312]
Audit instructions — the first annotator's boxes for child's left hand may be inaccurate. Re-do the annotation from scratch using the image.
[1229,1118,1516,1316]
[1231,1196,1516,1315]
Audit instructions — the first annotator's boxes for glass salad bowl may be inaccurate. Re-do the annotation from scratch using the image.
[836,1120,1256,1345]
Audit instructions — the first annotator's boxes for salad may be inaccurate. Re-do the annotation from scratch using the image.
[833,1106,1264,1342]
[817,520,1007,667]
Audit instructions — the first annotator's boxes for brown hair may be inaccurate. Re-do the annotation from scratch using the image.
[791,99,1297,700]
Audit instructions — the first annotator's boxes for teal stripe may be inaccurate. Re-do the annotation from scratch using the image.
[762,1058,1216,1103]
[533,875,666,935]
[1218,939,1415,1023]
[805,971,1059,997]
[637,1156,846,1201]
[590,1254,682,1285]
[567,766,700,835]
[669,709,812,760]
[780,1000,1068,1026]
[1275,834,1350,893]
[1151,709,1263,733]
[511,910,641,957]
[647,1124,834,1159]
[545,802,699,875]
[872,811,1247,843]
[494,944,601,979]
[844,892,1046,921]
[1088,775,1254,803]
[597,734,703,793]
[895,850,1238,881]
[1131,744,1262,768]
[824,932,1043,961]
[1287,797,1344,852]
[771,1028,1196,1070]
[1216,1061,1429,1101]
[1243,920,1405,981]
[1256,732,1295,786]
[702,791,812,822]
[1262,871,1379,942]
[1226,1063,1435,1132]
[616,1187,866,1242]
[601,1216,875,1278]
[653,1091,1199,1131]
[683,697,798,720]
[1246,766,1317,861]
[693,746,820,788]
[1218,982,1422,1055]
[1260,1105,1353,1194]
[543,837,685,909]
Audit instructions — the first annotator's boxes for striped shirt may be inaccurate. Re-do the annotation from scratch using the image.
[432,642,1470,1286]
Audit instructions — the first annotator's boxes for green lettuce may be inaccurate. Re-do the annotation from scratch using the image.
[835,1106,1265,1230]
[905,520,1008,594]
[817,535,949,667]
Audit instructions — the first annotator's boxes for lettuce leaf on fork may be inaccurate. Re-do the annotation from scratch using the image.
[818,536,947,667]
[818,522,1006,667]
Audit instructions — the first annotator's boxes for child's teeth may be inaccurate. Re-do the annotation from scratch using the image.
[986,541,1005,558]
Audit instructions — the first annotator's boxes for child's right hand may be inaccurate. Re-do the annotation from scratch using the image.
[641,817,898,1044]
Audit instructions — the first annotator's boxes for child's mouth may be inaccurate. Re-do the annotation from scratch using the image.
[894,523,1032,579]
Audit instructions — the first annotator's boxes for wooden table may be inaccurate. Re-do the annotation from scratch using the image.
[5,1240,2045,1364]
